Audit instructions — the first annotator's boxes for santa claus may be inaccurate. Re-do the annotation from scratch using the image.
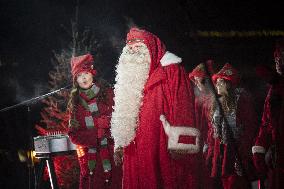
[111,28,200,189]
[252,38,284,189]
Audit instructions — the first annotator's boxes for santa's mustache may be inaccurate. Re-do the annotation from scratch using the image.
[118,45,150,65]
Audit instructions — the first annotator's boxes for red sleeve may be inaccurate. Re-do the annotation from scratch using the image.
[206,122,215,156]
[254,88,273,150]
[163,64,196,146]
[201,99,212,144]
[194,98,202,133]
[163,64,195,127]
[97,87,114,116]
[95,88,114,130]
[68,127,98,147]
[105,88,114,114]
[237,91,259,159]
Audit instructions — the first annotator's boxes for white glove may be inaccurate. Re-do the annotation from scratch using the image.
[160,115,200,154]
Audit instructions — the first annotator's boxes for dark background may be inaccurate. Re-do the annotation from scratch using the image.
[0,0,283,188]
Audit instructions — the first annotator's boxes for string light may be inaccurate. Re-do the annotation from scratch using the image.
[76,145,85,157]
[191,30,284,38]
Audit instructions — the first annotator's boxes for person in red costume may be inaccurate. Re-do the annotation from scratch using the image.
[111,27,200,189]
[252,38,284,189]
[67,54,121,189]
[189,60,217,189]
[189,60,215,154]
[207,63,258,189]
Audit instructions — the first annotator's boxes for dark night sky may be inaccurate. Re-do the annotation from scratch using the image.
[0,0,283,188]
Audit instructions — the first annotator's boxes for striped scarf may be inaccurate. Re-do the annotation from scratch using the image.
[79,84,112,181]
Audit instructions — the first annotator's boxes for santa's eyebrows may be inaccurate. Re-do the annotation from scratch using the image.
[127,40,146,46]
[126,38,144,44]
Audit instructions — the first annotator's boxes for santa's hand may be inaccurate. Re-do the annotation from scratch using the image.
[113,147,123,166]
[160,114,200,154]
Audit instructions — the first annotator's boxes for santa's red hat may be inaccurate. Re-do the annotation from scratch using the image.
[126,27,166,76]
[70,54,96,78]
[188,60,215,79]
[212,63,240,86]
[274,38,284,59]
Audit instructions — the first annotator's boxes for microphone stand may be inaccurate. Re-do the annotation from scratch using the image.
[0,84,71,189]
[0,85,71,113]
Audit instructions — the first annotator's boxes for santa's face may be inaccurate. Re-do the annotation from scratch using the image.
[128,42,145,53]
[216,78,230,96]
[76,71,93,89]
[116,42,151,74]
[193,76,205,92]
[275,51,284,75]
[117,42,151,65]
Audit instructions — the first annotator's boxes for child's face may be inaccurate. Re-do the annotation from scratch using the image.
[76,71,93,89]
[215,78,230,96]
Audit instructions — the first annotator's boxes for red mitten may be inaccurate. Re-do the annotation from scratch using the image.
[96,116,110,129]
[68,127,98,147]
[253,153,267,177]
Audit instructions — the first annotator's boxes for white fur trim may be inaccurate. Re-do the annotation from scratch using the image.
[252,146,266,154]
[160,51,182,67]
[160,115,200,154]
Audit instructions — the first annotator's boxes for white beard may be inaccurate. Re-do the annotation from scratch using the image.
[111,44,150,149]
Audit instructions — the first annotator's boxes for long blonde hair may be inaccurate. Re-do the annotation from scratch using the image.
[209,81,236,121]
[67,81,80,117]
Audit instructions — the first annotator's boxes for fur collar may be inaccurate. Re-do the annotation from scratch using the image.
[160,51,182,66]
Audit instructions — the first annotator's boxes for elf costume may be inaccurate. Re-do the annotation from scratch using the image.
[68,54,121,189]
[207,64,258,189]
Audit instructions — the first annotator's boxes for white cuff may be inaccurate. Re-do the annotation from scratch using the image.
[160,115,200,154]
[252,145,266,154]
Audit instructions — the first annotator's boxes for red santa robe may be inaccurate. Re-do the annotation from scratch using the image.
[111,28,200,189]
[252,75,284,189]
[194,93,212,153]
[195,93,217,189]
[68,84,122,189]
[124,57,199,189]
